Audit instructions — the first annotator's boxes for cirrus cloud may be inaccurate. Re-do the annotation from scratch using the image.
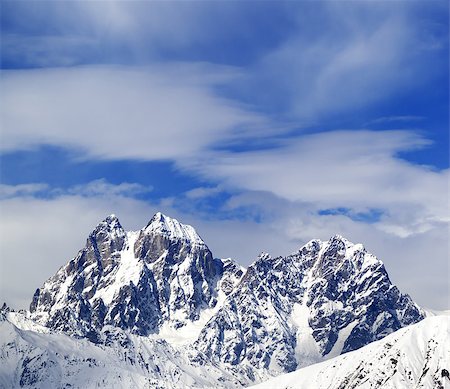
[181,129,449,238]
[0,64,270,160]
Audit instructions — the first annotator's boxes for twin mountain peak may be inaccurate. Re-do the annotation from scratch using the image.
[28,212,424,373]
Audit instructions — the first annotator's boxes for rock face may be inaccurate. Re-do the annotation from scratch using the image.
[194,236,424,374]
[29,213,243,337]
[0,303,11,321]
[134,213,224,327]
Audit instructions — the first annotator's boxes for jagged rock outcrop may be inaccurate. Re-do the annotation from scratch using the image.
[0,303,11,321]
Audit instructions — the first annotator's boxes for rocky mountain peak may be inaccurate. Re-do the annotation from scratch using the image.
[0,303,11,321]
[91,214,125,240]
[85,214,127,261]
[143,212,206,246]
[28,212,244,337]
[195,235,424,374]
[310,235,375,277]
[257,252,271,261]
[104,213,120,223]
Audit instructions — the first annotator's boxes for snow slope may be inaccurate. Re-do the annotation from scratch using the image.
[250,315,450,389]
[0,311,241,389]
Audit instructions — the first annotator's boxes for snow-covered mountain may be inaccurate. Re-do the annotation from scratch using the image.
[250,315,450,389]
[195,236,424,377]
[29,213,243,340]
[0,212,440,388]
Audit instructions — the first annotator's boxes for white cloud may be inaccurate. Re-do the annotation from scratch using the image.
[185,186,223,199]
[0,183,49,198]
[368,116,425,125]
[65,179,152,198]
[0,64,268,160]
[243,1,446,122]
[183,129,449,235]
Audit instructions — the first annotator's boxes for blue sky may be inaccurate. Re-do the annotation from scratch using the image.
[0,1,449,309]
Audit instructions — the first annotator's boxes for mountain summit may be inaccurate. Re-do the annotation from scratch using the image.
[29,213,243,338]
[143,212,207,246]
[195,235,424,376]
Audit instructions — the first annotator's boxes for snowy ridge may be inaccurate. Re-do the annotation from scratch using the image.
[250,315,450,389]
[194,234,424,375]
[0,312,241,389]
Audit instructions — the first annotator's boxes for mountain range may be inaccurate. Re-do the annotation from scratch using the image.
[1,212,447,388]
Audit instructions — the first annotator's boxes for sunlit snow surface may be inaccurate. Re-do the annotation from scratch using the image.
[145,212,206,247]
[92,231,142,305]
[2,312,449,389]
[250,314,450,389]
[1,312,241,389]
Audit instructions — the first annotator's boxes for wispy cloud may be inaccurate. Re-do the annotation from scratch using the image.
[1,1,287,68]
[0,64,269,159]
[237,1,448,122]
[65,179,152,198]
[185,186,224,200]
[368,116,425,125]
[1,34,100,67]
[0,180,151,200]
[181,129,448,237]
[0,183,49,199]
